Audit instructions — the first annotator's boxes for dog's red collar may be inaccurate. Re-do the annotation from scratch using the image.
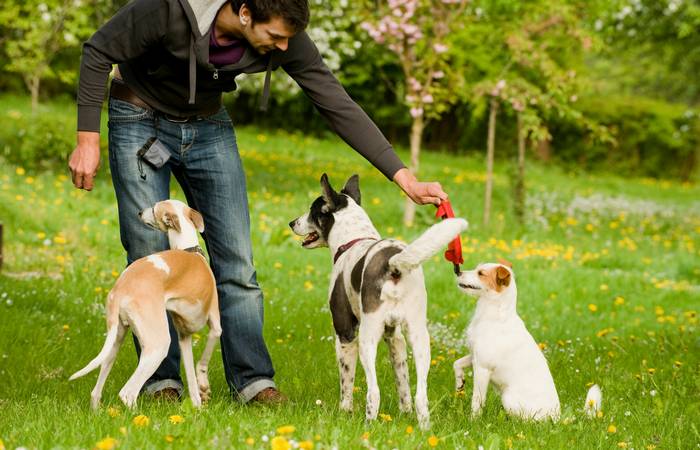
[334,238,375,263]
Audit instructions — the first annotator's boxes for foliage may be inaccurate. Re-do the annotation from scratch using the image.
[0,0,95,107]
[550,96,700,180]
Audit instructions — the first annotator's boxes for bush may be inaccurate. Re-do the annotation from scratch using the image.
[0,106,75,170]
[549,96,700,180]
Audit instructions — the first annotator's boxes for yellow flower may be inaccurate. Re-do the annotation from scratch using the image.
[538,342,547,350]
[372,197,381,205]
[617,442,628,448]
[119,427,127,436]
[600,284,609,291]
[274,262,283,269]
[298,441,314,449]
[62,324,70,331]
[271,436,291,450]
[53,235,67,245]
[94,436,118,450]
[647,368,656,375]
[36,232,46,239]
[379,413,392,422]
[607,424,617,433]
[245,437,255,445]
[132,415,150,427]
[304,281,314,291]
[276,425,296,435]
[588,304,598,312]
[16,167,25,175]
[361,432,370,440]
[614,296,625,306]
[168,415,184,424]
[25,177,34,184]
[0,439,4,450]
[406,425,414,434]
[596,328,614,338]
[428,436,440,447]
[164,435,174,443]
[674,361,683,367]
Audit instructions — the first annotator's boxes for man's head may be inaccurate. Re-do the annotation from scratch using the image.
[229,0,309,54]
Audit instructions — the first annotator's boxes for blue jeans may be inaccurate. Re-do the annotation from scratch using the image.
[107,96,276,402]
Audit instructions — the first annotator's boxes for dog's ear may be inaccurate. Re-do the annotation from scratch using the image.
[188,207,205,233]
[496,266,511,287]
[320,173,338,212]
[341,174,361,205]
[163,212,181,233]
[498,258,513,268]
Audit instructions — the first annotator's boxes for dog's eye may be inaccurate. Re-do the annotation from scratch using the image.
[478,271,485,276]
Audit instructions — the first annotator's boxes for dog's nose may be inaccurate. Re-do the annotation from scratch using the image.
[138,211,143,217]
[288,220,296,229]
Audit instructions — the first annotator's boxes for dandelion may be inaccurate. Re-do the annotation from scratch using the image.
[94,437,118,450]
[53,235,67,245]
[271,436,291,450]
[617,443,628,448]
[614,296,625,306]
[588,304,598,312]
[274,262,283,269]
[361,432,370,440]
[164,435,174,443]
[299,441,314,449]
[647,368,656,375]
[428,435,440,447]
[276,425,296,435]
[379,413,392,422]
[304,281,314,291]
[406,426,414,434]
[107,406,121,418]
[607,424,617,433]
[16,167,26,175]
[674,361,682,367]
[168,415,184,424]
[245,437,255,445]
[62,324,70,331]
[132,415,150,427]
[599,284,609,291]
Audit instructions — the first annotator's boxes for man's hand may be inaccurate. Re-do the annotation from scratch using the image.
[69,131,101,191]
[393,167,448,206]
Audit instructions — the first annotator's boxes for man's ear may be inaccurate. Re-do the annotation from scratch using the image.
[320,173,337,212]
[496,266,511,287]
[341,174,361,205]
[188,207,205,233]
[163,212,181,233]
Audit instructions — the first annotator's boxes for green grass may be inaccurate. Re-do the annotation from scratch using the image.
[0,96,699,449]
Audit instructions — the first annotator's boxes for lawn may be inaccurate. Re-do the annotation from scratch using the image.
[0,97,698,449]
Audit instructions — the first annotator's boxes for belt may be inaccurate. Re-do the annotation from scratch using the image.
[109,80,221,121]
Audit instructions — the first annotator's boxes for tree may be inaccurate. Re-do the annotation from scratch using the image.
[361,0,468,225]
[0,0,93,110]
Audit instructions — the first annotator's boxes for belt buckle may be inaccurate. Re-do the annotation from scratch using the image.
[164,114,190,123]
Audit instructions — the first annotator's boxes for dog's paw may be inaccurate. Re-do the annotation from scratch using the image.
[340,399,353,412]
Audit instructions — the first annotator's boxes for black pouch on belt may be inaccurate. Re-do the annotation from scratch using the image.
[137,137,171,169]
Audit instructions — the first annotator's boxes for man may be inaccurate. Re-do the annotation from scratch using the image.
[68,0,447,404]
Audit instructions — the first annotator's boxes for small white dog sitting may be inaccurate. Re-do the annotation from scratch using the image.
[70,199,221,410]
[454,262,601,420]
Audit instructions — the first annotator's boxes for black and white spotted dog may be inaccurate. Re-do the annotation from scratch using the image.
[289,174,467,429]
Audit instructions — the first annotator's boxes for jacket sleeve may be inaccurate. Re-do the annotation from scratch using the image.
[280,32,406,180]
[77,0,168,132]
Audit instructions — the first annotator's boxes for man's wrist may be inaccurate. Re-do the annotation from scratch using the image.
[77,131,100,147]
[393,167,416,191]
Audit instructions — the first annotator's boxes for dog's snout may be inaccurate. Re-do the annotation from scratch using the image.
[138,210,143,217]
[288,219,296,229]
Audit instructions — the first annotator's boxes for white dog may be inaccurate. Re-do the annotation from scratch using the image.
[454,262,601,420]
[290,174,467,429]
[70,199,222,410]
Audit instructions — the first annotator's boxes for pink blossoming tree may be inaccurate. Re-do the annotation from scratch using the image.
[362,0,469,225]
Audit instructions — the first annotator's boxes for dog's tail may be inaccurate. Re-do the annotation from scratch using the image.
[389,218,468,273]
[69,295,122,381]
[584,384,602,417]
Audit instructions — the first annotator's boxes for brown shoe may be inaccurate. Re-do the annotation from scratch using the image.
[250,387,288,405]
[151,387,181,402]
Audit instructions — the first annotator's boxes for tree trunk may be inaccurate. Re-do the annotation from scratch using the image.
[402,114,425,226]
[483,97,498,226]
[28,75,41,112]
[514,113,526,224]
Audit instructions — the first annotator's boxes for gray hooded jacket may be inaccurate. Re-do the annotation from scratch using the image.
[77,0,405,179]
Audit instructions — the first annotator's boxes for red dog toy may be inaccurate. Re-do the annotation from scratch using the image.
[435,200,463,274]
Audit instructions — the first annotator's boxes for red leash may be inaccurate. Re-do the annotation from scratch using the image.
[435,200,463,275]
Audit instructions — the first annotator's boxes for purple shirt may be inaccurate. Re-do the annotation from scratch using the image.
[209,31,245,67]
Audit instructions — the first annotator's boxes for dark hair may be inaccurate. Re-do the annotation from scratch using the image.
[230,0,310,32]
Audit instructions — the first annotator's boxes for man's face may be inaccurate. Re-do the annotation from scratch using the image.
[242,14,296,54]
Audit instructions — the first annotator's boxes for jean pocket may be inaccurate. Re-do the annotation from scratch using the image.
[108,97,153,123]
[203,107,233,126]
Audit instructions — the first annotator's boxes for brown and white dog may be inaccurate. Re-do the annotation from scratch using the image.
[453,262,601,420]
[70,199,222,410]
